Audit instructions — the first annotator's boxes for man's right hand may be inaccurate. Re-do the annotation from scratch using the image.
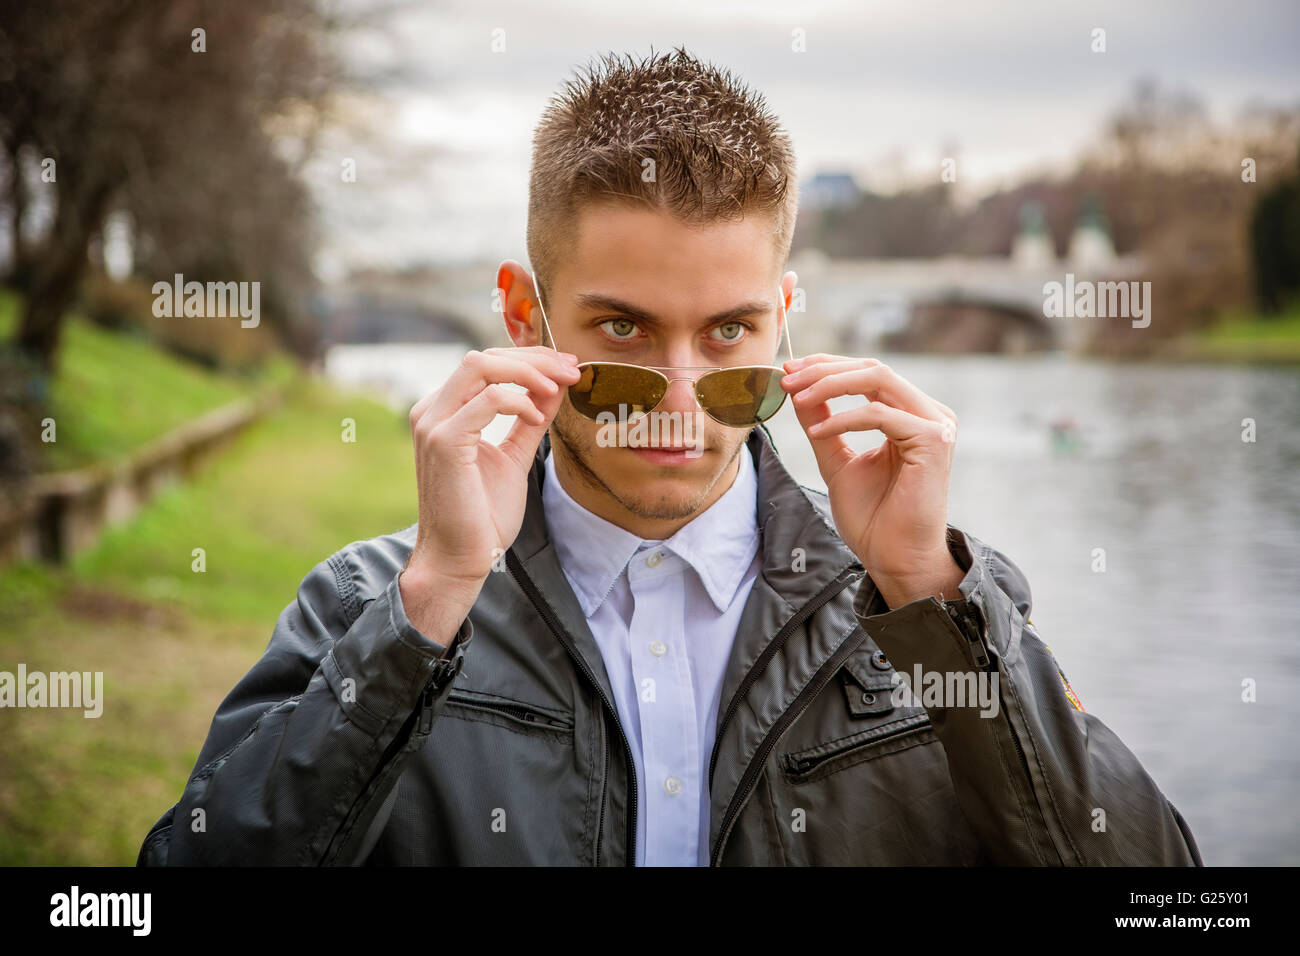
[399,346,580,643]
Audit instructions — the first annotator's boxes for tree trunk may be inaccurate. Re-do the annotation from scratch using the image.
[7,141,27,284]
[15,177,112,372]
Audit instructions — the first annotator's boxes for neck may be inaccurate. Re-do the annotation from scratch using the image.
[549,439,744,541]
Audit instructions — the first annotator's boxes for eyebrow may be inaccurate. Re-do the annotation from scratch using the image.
[573,292,772,327]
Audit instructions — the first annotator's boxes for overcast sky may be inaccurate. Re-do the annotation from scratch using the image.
[307,0,1300,279]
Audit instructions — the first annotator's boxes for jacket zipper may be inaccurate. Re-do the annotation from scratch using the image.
[944,600,1041,853]
[707,566,862,791]
[443,692,573,731]
[945,601,992,671]
[506,550,635,867]
[418,653,464,735]
[784,716,931,778]
[943,601,1028,772]
[709,567,864,865]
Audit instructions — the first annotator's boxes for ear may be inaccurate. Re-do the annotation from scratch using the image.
[779,271,798,355]
[781,270,798,312]
[497,259,543,347]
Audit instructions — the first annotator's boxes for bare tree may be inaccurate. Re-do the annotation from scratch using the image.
[0,0,335,370]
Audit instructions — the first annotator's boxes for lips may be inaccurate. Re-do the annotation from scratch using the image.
[628,445,707,464]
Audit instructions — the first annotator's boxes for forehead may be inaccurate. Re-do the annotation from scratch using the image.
[555,202,779,319]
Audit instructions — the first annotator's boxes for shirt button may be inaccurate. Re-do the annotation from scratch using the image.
[664,776,682,795]
[649,640,667,657]
[645,551,663,568]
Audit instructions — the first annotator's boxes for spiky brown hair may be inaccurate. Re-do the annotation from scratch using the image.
[526,46,798,301]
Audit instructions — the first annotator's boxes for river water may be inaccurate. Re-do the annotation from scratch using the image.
[324,343,1300,865]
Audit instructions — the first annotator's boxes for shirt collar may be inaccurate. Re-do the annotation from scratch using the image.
[543,444,760,618]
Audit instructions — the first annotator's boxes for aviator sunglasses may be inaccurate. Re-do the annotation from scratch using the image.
[528,272,797,427]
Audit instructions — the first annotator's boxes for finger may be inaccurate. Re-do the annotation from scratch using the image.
[426,348,579,424]
[808,399,952,449]
[781,351,862,373]
[411,347,567,424]
[496,377,568,469]
[440,383,546,446]
[785,382,857,480]
[442,348,578,410]
[790,362,952,426]
[781,358,880,395]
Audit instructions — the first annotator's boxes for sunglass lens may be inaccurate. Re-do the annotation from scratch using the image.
[696,367,788,426]
[567,364,668,420]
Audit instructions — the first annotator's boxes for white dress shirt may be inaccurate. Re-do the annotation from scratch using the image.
[542,443,761,866]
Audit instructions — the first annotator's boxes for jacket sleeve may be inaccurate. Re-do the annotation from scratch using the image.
[136,547,473,865]
[853,527,1202,866]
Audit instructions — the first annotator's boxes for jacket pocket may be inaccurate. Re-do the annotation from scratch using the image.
[840,668,899,718]
[839,640,903,716]
[781,713,934,783]
[441,689,574,740]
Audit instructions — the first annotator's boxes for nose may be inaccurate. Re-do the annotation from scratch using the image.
[655,375,701,416]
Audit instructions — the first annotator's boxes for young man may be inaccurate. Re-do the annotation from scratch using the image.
[140,48,1200,866]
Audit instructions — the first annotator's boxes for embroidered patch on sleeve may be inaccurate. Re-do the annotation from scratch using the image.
[1042,640,1085,713]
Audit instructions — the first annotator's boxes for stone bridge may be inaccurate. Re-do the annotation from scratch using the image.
[783,248,1148,355]
[328,247,1146,356]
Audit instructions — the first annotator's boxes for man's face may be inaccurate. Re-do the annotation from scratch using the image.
[538,202,790,530]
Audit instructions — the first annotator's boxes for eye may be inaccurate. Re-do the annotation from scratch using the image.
[709,321,749,343]
[598,318,640,341]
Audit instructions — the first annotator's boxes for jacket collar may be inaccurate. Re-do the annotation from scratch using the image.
[510,424,865,708]
[514,424,862,607]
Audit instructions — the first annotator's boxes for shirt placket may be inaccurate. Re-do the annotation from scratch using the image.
[627,544,700,866]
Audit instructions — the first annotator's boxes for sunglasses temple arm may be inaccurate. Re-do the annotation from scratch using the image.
[530,271,561,353]
[540,310,559,352]
[780,289,795,363]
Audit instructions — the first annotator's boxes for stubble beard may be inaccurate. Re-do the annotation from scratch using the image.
[548,401,751,523]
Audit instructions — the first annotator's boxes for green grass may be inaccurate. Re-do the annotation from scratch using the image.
[0,289,294,471]
[1,289,414,863]
[1183,304,1300,362]
[73,375,417,624]
[0,376,418,864]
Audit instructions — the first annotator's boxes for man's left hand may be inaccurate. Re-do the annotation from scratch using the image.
[781,354,965,610]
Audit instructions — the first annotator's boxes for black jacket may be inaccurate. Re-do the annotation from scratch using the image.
[139,425,1202,865]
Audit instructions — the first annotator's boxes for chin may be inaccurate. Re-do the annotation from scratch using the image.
[621,488,707,519]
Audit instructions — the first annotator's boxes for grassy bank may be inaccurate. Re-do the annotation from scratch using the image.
[1164,305,1300,363]
[0,355,417,863]
[0,289,295,471]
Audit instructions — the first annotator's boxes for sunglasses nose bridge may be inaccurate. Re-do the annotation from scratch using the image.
[652,373,706,412]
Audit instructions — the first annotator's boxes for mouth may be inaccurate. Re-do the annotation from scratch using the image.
[628,445,707,465]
